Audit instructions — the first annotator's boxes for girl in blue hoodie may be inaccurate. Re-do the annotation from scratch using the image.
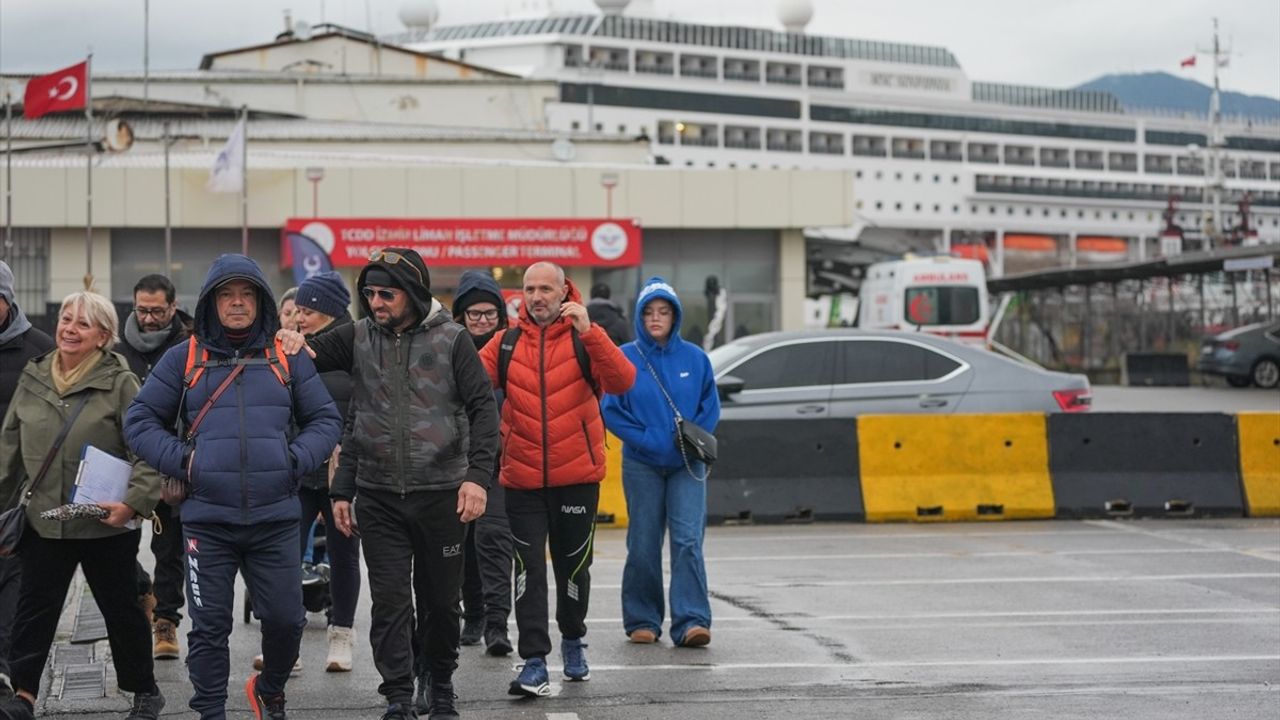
[602,277,720,648]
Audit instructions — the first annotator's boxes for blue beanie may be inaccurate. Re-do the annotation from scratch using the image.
[295,271,350,320]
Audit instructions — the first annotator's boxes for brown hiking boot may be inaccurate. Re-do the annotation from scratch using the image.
[153,619,180,659]
[138,592,156,625]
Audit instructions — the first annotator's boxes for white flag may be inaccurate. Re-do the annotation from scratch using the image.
[206,117,246,193]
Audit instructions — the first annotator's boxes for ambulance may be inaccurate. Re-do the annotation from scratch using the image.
[857,256,990,347]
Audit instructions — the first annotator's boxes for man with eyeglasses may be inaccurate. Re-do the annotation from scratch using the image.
[115,273,193,662]
[278,248,498,720]
[448,271,514,664]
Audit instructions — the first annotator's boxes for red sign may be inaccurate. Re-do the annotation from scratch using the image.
[282,218,642,268]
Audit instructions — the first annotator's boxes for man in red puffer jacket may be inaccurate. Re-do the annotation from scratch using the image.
[479,261,635,698]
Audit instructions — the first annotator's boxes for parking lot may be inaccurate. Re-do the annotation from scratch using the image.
[40,517,1280,719]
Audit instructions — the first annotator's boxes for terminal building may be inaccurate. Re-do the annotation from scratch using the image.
[2,19,852,341]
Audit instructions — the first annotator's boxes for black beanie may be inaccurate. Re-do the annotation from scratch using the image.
[295,271,350,319]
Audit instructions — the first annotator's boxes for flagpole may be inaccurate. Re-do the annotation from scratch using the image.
[163,119,171,275]
[143,0,150,110]
[84,51,94,290]
[240,104,247,256]
[5,86,12,261]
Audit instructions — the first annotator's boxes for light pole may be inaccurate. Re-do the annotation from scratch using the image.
[600,172,619,218]
[306,167,324,217]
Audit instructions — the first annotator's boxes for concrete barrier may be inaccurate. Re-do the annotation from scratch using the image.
[1048,413,1243,518]
[858,414,1055,522]
[707,419,862,523]
[597,432,628,528]
[1237,413,1280,517]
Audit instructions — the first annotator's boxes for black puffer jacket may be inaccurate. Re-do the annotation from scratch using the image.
[0,311,54,423]
[300,313,354,491]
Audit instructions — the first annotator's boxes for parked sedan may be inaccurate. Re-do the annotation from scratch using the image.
[708,329,1092,419]
[1197,321,1280,389]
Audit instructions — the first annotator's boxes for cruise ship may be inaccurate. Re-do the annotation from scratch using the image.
[390,0,1280,293]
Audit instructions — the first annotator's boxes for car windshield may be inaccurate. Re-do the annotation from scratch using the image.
[708,341,757,374]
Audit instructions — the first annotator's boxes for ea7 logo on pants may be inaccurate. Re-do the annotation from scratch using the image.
[442,543,462,558]
[186,538,199,554]
[561,505,588,515]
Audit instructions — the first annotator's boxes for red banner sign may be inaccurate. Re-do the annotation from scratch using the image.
[282,218,642,268]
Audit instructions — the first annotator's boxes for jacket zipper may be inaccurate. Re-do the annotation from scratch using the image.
[581,421,597,466]
[540,324,549,489]
[395,334,408,499]
[235,351,248,522]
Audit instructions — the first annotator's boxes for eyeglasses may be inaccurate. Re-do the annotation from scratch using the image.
[464,309,499,322]
[369,250,425,286]
[134,306,170,317]
[360,287,399,303]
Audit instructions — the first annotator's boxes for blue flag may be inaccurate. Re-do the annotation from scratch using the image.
[288,232,333,286]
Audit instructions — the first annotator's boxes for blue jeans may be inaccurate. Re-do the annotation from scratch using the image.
[621,456,710,644]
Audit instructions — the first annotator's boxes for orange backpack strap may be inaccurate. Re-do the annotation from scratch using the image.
[264,337,292,387]
[182,336,210,388]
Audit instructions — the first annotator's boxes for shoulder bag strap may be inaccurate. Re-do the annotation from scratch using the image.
[184,363,246,440]
[20,393,92,507]
[636,348,682,421]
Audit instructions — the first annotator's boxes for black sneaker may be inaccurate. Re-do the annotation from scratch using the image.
[381,701,416,720]
[459,617,483,646]
[244,674,287,720]
[427,680,459,720]
[484,626,513,657]
[414,672,431,716]
[126,689,166,720]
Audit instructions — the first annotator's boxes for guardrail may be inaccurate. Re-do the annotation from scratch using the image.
[594,412,1279,527]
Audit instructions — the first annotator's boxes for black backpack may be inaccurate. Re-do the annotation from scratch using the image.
[495,326,600,400]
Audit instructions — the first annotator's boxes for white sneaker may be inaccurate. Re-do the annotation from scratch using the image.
[325,625,354,672]
[252,654,302,674]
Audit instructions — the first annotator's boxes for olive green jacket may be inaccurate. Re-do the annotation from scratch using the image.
[0,350,160,539]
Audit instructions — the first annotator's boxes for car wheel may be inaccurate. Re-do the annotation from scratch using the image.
[1226,376,1251,388]
[1251,358,1280,389]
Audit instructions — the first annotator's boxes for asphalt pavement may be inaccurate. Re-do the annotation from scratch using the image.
[34,517,1280,719]
[1089,384,1277,413]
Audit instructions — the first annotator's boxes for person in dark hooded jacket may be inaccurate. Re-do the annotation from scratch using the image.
[586,283,632,346]
[450,271,514,658]
[125,254,342,720]
[290,271,361,674]
[0,260,53,694]
[278,248,498,720]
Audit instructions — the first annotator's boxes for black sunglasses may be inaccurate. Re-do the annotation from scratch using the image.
[360,287,399,302]
[369,250,425,286]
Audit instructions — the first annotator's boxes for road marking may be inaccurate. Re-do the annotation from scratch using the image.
[695,525,1280,545]
[585,607,1280,624]
[546,714,580,720]
[569,655,1280,672]
[736,572,1280,588]
[1086,519,1280,562]
[592,547,1259,563]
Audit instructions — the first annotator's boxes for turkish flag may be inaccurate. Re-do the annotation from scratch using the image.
[1179,55,1196,68]
[23,61,88,119]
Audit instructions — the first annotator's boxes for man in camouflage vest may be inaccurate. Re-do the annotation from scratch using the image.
[281,249,498,720]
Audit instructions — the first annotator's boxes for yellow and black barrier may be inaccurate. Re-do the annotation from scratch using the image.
[1238,413,1280,517]
[858,413,1054,522]
[592,412,1279,526]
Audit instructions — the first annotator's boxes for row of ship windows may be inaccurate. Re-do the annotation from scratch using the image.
[973,175,1280,206]
[855,200,1280,226]
[564,44,846,88]
[650,120,1280,179]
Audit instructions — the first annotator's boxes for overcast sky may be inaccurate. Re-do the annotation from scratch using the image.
[1,0,1277,99]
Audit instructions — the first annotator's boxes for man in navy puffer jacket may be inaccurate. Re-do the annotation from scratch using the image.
[125,254,341,720]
